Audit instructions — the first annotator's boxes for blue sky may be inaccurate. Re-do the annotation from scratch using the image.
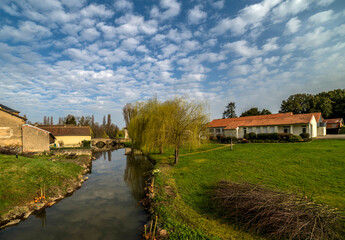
[0,0,344,127]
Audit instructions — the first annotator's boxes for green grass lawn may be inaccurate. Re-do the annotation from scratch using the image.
[0,154,82,215]
[152,140,345,239]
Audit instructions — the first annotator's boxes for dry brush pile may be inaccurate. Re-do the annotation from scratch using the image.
[213,181,344,240]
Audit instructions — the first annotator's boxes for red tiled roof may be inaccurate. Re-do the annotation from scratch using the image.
[208,112,321,130]
[323,118,343,124]
[38,125,91,136]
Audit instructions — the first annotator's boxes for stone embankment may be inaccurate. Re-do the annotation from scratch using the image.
[0,155,94,229]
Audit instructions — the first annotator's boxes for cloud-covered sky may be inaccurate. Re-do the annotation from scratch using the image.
[1,0,344,126]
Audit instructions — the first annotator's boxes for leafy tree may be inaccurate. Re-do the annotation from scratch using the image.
[65,114,77,125]
[280,94,314,114]
[280,89,345,119]
[123,103,137,127]
[126,97,208,164]
[240,108,272,117]
[223,102,237,118]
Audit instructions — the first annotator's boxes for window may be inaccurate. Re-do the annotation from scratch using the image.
[263,126,267,133]
[283,126,290,133]
[257,127,261,134]
[302,126,307,133]
[248,127,252,133]
[216,128,221,133]
[243,127,247,134]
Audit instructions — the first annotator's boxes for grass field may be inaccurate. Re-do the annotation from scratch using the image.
[151,140,345,239]
[0,154,83,215]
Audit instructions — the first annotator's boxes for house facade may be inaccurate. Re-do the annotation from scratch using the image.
[324,118,344,134]
[38,125,91,147]
[208,112,326,138]
[0,105,27,152]
[22,124,55,153]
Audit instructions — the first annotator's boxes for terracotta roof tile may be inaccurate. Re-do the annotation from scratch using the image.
[208,112,321,130]
[38,125,91,136]
[323,118,343,124]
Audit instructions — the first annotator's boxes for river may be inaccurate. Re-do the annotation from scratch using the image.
[0,148,152,240]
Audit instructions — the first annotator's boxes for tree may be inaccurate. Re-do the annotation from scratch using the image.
[280,94,314,114]
[223,102,237,118]
[50,116,54,125]
[123,103,137,127]
[126,97,208,164]
[65,114,77,125]
[241,108,272,117]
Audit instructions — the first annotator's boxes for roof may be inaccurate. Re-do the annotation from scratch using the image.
[22,124,56,139]
[0,104,19,114]
[38,125,91,136]
[0,105,27,121]
[323,118,343,124]
[208,112,321,130]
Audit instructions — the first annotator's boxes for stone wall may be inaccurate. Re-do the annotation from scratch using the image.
[22,125,51,153]
[56,136,91,147]
[0,110,25,151]
[51,148,92,156]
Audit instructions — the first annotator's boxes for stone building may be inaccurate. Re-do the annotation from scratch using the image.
[0,104,27,152]
[38,125,91,147]
[22,124,55,153]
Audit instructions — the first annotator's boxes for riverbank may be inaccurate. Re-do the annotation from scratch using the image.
[0,153,92,229]
[148,140,345,239]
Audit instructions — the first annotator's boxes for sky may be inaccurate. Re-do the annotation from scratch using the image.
[0,0,344,127]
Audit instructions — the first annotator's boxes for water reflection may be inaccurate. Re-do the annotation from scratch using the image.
[0,148,152,240]
[124,152,152,201]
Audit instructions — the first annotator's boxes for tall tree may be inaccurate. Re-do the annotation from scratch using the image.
[241,108,272,117]
[91,115,95,127]
[127,97,208,164]
[223,102,237,118]
[123,103,137,127]
[280,94,314,114]
[102,116,106,128]
[50,116,54,125]
[65,114,77,125]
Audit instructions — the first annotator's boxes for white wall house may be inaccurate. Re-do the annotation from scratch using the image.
[208,112,326,138]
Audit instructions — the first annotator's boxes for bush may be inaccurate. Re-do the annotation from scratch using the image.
[277,133,292,141]
[339,127,345,134]
[82,140,91,148]
[213,181,344,240]
[300,133,310,139]
[288,135,303,142]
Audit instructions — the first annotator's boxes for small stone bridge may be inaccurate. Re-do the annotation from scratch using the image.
[91,138,129,148]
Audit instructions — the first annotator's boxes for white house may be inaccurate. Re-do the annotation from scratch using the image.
[208,112,326,138]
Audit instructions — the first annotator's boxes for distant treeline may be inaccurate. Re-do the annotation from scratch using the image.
[31,114,123,138]
[280,89,345,119]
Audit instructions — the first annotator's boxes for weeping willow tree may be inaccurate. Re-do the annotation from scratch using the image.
[124,96,209,164]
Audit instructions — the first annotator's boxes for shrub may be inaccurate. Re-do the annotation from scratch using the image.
[278,133,292,141]
[339,127,345,134]
[300,133,310,139]
[288,135,303,142]
[248,132,257,139]
[213,181,344,240]
[82,140,91,148]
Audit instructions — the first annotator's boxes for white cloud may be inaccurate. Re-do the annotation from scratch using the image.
[150,0,181,20]
[272,0,310,20]
[115,14,158,37]
[316,0,335,7]
[121,38,140,49]
[80,28,101,41]
[81,4,114,18]
[97,23,116,39]
[224,40,261,58]
[0,21,52,42]
[211,0,282,36]
[308,10,333,24]
[262,37,279,52]
[61,0,86,9]
[114,0,133,11]
[212,0,225,9]
[188,5,207,25]
[284,17,301,34]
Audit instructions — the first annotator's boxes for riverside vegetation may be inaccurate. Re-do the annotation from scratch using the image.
[148,140,345,239]
[0,153,90,227]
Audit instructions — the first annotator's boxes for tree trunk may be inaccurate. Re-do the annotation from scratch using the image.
[174,147,179,164]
